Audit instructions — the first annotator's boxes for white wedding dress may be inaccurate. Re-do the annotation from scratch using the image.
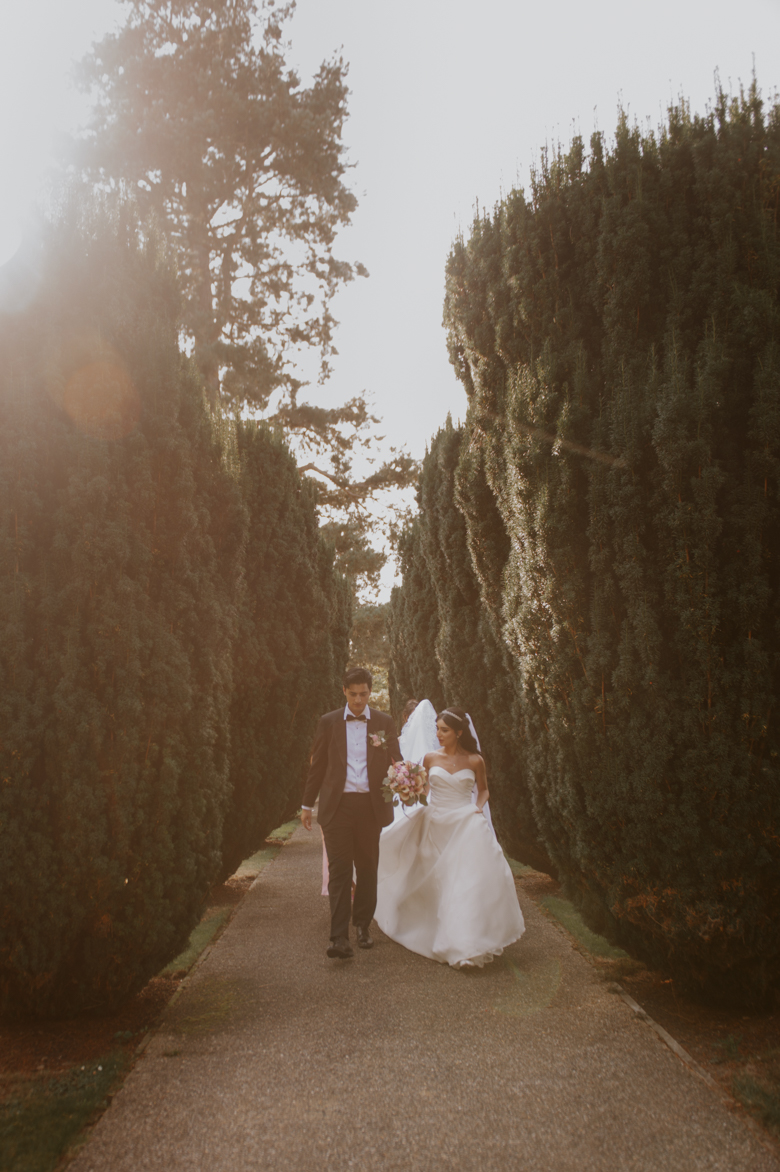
[375,766,525,967]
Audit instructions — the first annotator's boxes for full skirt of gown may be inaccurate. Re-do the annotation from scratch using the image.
[375,767,525,967]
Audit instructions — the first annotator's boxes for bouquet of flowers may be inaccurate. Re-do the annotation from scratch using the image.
[382,760,428,808]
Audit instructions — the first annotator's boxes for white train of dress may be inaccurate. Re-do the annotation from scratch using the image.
[375,767,525,967]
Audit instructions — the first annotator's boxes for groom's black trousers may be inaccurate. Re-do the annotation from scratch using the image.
[321,793,381,940]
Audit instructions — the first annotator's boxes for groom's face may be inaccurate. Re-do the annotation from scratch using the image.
[344,683,371,715]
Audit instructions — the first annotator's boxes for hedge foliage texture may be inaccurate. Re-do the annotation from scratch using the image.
[388,422,553,872]
[0,206,346,1016]
[401,85,780,1004]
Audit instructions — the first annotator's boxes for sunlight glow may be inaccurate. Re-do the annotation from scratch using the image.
[62,360,142,441]
[0,3,122,262]
[45,335,141,440]
[1,0,779,468]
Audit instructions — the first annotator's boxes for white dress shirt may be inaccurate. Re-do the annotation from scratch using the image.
[343,703,371,794]
[301,704,372,810]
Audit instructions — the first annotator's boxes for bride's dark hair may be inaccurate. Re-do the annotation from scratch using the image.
[437,706,479,754]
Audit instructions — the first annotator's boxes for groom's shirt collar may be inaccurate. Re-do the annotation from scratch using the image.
[343,703,370,793]
[343,704,371,721]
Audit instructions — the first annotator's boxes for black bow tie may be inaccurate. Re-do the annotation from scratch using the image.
[346,713,367,722]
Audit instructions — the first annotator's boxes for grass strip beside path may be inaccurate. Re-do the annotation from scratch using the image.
[505,855,633,966]
[1,1054,127,1172]
[537,895,630,960]
[161,909,232,977]
[734,1073,780,1137]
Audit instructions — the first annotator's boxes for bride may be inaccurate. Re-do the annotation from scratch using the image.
[395,699,495,830]
[375,705,525,968]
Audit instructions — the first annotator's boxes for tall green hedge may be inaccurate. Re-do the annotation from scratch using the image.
[388,519,444,718]
[389,422,551,870]
[0,204,346,1017]
[219,421,350,878]
[441,84,780,1004]
[0,206,242,1015]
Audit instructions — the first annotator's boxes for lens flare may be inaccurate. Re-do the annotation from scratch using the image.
[61,360,141,441]
[45,336,142,441]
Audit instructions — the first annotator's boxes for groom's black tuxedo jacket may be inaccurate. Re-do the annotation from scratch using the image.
[303,708,400,830]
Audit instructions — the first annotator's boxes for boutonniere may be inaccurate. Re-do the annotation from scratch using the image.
[369,731,388,749]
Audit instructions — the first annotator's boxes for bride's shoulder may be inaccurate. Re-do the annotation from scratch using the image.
[468,751,484,767]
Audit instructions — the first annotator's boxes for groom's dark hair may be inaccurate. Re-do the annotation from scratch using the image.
[343,666,373,689]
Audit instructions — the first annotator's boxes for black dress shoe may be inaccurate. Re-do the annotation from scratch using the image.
[327,935,354,959]
[356,924,373,950]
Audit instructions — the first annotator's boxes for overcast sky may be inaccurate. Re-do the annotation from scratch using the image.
[1,0,779,457]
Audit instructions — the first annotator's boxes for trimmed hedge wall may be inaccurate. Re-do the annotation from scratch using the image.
[439,84,780,1004]
[0,204,346,1016]
[387,84,780,1004]
[389,421,552,871]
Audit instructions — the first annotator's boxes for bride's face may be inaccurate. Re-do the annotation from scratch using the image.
[436,719,460,751]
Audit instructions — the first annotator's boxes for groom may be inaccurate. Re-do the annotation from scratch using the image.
[301,667,400,959]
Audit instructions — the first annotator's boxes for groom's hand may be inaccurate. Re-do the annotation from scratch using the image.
[301,809,312,831]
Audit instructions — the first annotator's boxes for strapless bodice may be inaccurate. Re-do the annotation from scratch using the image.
[428,766,476,810]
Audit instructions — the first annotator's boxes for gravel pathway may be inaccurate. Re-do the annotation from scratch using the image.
[70,826,780,1172]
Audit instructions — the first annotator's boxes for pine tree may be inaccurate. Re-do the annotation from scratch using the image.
[70,0,419,597]
[73,0,359,414]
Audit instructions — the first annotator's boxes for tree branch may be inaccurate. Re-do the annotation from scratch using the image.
[297,463,363,505]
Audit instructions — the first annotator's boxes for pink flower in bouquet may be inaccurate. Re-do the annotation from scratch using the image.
[381,759,428,808]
